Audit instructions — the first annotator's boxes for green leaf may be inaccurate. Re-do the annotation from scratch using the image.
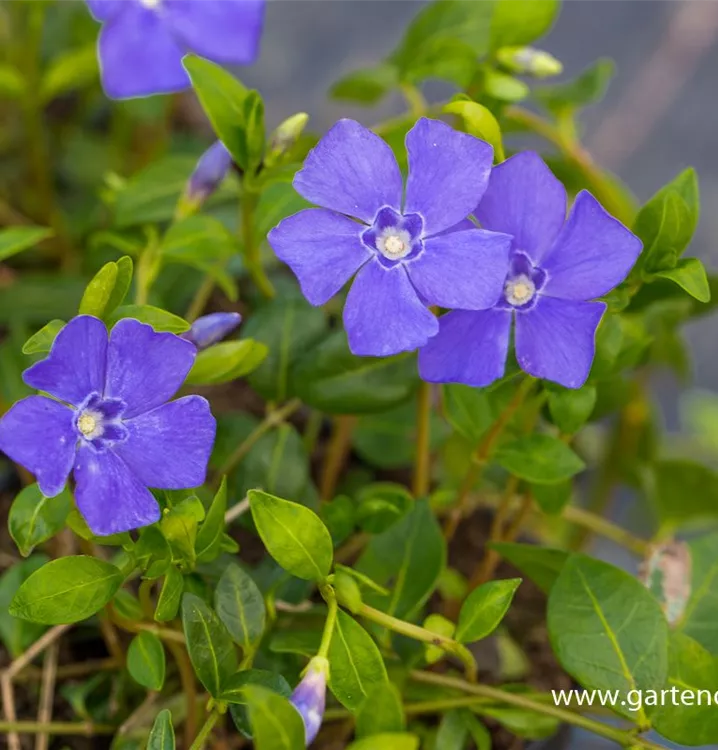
[79,261,118,318]
[181,593,238,697]
[239,90,266,173]
[225,670,292,738]
[328,609,388,711]
[547,385,597,434]
[489,0,558,49]
[442,384,495,443]
[654,257,711,303]
[547,554,669,722]
[321,495,356,546]
[355,682,405,738]
[0,227,53,261]
[537,59,615,114]
[358,499,445,619]
[10,556,124,625]
[650,460,718,529]
[160,496,205,571]
[195,478,228,563]
[214,563,266,654]
[127,631,166,691]
[147,709,175,750]
[495,434,585,484]
[186,340,268,386]
[484,71,529,102]
[107,305,189,333]
[22,319,65,355]
[330,64,399,105]
[244,686,305,750]
[348,734,419,750]
[183,56,250,169]
[113,589,143,621]
[64,509,131,548]
[248,489,333,581]
[293,331,419,414]
[355,483,412,534]
[8,484,72,557]
[0,63,25,99]
[443,100,504,161]
[436,709,491,750]
[678,533,718,653]
[154,567,184,623]
[456,578,521,643]
[531,480,572,515]
[39,44,98,103]
[650,633,718,745]
[242,297,326,402]
[0,556,48,658]
[105,256,133,313]
[488,542,568,594]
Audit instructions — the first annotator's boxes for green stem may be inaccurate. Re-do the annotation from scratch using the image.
[302,410,324,455]
[359,604,477,683]
[0,721,117,736]
[410,671,667,750]
[400,83,428,117]
[241,189,275,299]
[563,505,649,557]
[317,586,339,660]
[185,275,216,322]
[188,710,220,750]
[413,381,432,498]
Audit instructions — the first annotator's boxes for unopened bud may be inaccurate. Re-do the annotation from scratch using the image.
[266,112,309,167]
[496,46,563,78]
[177,141,234,219]
[181,312,242,350]
[334,571,363,614]
[290,656,328,746]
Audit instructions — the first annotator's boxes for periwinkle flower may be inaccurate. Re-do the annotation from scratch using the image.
[187,141,234,204]
[290,656,328,746]
[0,316,216,536]
[182,312,242,350]
[419,152,642,389]
[86,0,265,99]
[269,118,512,357]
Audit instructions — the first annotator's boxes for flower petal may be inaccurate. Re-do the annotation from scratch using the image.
[105,319,196,419]
[418,309,511,387]
[114,396,215,489]
[344,260,438,356]
[541,191,643,300]
[293,119,403,224]
[406,229,511,310]
[0,397,76,497]
[475,151,567,263]
[74,444,160,536]
[24,316,108,407]
[98,5,188,99]
[164,0,264,65]
[515,297,606,388]
[85,0,124,22]
[182,312,242,350]
[268,208,371,305]
[404,118,493,237]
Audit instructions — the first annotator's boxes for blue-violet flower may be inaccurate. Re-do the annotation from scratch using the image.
[0,316,216,536]
[419,152,642,389]
[182,312,242,350]
[290,656,328,746]
[268,117,512,357]
[86,0,265,99]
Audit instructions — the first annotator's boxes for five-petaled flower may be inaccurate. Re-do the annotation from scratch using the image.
[290,656,328,746]
[419,152,642,389]
[86,0,265,99]
[0,316,216,536]
[269,118,512,357]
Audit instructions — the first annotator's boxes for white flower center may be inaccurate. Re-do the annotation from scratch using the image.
[138,0,162,8]
[376,228,412,260]
[505,274,536,306]
[77,411,103,439]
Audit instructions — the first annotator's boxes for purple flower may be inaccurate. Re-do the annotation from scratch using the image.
[86,0,265,99]
[268,118,512,357]
[188,142,234,203]
[290,656,328,746]
[419,152,642,389]
[182,312,242,349]
[0,316,216,536]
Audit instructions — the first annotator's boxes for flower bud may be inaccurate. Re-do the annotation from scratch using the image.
[181,312,242,350]
[496,46,563,78]
[333,570,363,614]
[265,112,309,167]
[177,141,234,219]
[290,656,328,746]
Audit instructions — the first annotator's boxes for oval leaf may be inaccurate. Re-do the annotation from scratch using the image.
[127,631,166,691]
[215,563,266,654]
[8,484,72,557]
[244,685,305,750]
[147,709,175,750]
[495,434,585,484]
[355,682,405,738]
[456,578,521,643]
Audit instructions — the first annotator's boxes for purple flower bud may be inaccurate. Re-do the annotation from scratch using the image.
[181,313,242,350]
[290,656,328,746]
[178,142,234,218]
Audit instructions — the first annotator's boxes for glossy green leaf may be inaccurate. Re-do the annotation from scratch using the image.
[107,304,189,333]
[22,319,65,355]
[495,434,585,484]
[147,709,175,750]
[127,631,166,691]
[186,340,268,386]
[245,685,305,750]
[328,610,388,711]
[194,478,228,563]
[154,567,184,622]
[160,495,205,570]
[0,227,53,261]
[240,90,266,173]
[348,734,418,750]
[531,480,572,515]
[442,384,495,443]
[484,70,529,102]
[355,682,405,738]
[215,563,266,653]
[321,495,356,546]
[0,556,48,658]
[225,670,292,738]
[537,58,615,114]
[105,256,133,313]
[355,483,412,534]
[488,542,568,594]
[330,64,398,105]
[113,589,143,621]
[548,554,669,722]
[489,0,558,49]
[79,261,118,318]
[181,593,238,697]
[547,385,597,434]
[654,257,711,303]
[249,489,333,581]
[436,709,491,750]
[8,484,72,557]
[358,499,445,619]
[293,331,419,415]
[678,533,718,653]
[10,556,124,625]
[456,578,521,643]
[443,100,504,161]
